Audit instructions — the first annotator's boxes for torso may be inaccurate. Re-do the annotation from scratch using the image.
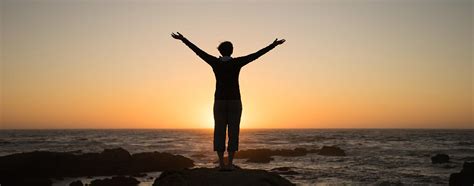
[211,60,242,100]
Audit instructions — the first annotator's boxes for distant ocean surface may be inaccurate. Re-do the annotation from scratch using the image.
[1,129,473,185]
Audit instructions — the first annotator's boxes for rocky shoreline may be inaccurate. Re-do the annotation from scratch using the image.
[449,162,474,186]
[154,167,294,186]
[0,146,342,185]
[0,148,300,186]
[0,147,471,186]
[0,148,194,186]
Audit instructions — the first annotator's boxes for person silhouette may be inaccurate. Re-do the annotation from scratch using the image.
[171,32,285,170]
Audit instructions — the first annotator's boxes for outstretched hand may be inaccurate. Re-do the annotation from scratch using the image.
[273,38,286,46]
[171,32,185,40]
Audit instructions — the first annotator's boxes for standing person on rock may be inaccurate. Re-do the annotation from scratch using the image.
[171,32,285,170]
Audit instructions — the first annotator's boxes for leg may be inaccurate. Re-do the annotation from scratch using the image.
[213,100,227,169]
[227,100,242,168]
[217,151,225,169]
[228,151,235,167]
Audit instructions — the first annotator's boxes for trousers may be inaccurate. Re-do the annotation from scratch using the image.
[213,100,242,152]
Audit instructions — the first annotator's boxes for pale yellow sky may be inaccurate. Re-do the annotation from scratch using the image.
[1,0,472,129]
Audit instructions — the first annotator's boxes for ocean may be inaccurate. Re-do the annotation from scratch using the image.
[1,129,473,185]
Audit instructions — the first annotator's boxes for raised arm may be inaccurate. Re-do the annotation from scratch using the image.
[171,32,217,65]
[236,38,286,67]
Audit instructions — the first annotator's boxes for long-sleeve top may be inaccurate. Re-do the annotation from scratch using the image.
[181,38,276,100]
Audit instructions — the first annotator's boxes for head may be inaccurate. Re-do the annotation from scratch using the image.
[217,41,233,57]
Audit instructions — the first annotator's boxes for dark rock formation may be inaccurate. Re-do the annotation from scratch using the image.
[449,162,474,186]
[89,176,140,186]
[0,148,194,185]
[376,180,404,186]
[191,154,206,158]
[431,154,450,164]
[69,180,84,186]
[153,168,295,186]
[0,177,52,186]
[318,146,346,156]
[235,149,277,163]
[247,155,274,163]
[271,167,300,175]
[129,151,193,172]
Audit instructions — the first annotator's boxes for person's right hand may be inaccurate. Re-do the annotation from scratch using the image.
[171,32,185,40]
[273,38,286,46]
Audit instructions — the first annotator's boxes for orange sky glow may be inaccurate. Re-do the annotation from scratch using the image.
[1,0,472,129]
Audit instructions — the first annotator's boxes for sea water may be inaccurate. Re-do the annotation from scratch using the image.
[1,129,473,185]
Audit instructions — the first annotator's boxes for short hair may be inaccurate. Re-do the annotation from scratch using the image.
[217,41,233,56]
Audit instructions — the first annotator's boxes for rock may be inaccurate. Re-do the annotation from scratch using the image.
[0,177,52,186]
[276,148,308,157]
[191,154,206,158]
[99,148,132,163]
[235,149,275,163]
[247,156,274,163]
[376,180,404,186]
[236,149,274,159]
[0,148,194,182]
[281,171,299,175]
[153,168,295,186]
[431,154,450,164]
[0,150,80,179]
[271,167,300,175]
[69,180,84,186]
[449,162,474,186]
[90,176,140,186]
[130,151,194,172]
[318,146,346,156]
[94,148,133,175]
[271,167,292,172]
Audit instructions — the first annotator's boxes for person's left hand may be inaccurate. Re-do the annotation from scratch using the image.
[171,32,185,40]
[273,38,286,46]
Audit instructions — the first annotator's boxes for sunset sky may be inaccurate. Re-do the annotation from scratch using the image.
[1,0,472,129]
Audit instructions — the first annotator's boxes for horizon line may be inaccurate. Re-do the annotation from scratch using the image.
[1,127,473,130]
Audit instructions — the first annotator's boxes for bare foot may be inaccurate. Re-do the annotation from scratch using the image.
[217,163,226,171]
[226,164,237,171]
